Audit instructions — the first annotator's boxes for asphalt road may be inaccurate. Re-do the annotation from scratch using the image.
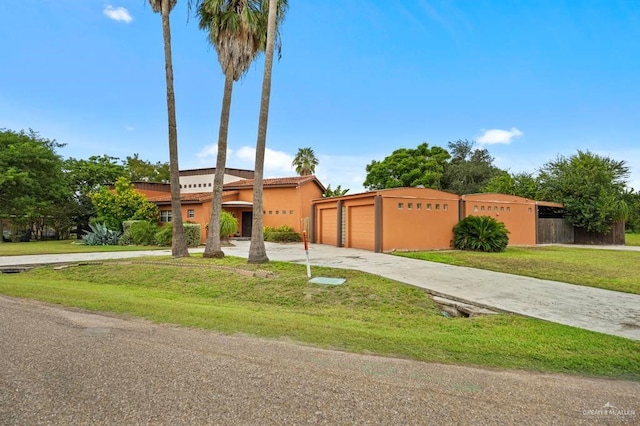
[1,296,638,425]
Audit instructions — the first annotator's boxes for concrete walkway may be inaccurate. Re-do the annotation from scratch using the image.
[2,242,639,340]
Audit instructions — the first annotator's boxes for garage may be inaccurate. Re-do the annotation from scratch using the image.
[348,205,375,250]
[319,207,337,245]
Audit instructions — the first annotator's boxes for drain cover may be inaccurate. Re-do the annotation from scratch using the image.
[309,277,346,285]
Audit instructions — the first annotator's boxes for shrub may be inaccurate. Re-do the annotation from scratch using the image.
[82,223,121,246]
[155,224,172,247]
[452,215,509,252]
[120,221,158,246]
[220,211,238,241]
[264,225,302,243]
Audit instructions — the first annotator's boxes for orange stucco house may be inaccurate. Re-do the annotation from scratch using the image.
[135,169,325,243]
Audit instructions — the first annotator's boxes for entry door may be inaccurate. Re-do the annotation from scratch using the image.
[242,211,253,237]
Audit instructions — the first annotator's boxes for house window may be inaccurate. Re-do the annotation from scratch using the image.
[427,203,432,210]
[494,206,499,212]
[407,203,413,210]
[282,210,287,215]
[187,209,195,219]
[289,210,294,215]
[435,204,440,211]
[160,210,172,223]
[417,203,422,210]
[474,205,478,212]
[208,183,212,187]
[481,206,485,212]
[500,206,504,212]
[198,183,202,188]
[276,210,279,214]
[507,207,511,213]
[269,210,273,215]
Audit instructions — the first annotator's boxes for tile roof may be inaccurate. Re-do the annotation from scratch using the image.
[147,192,213,203]
[223,175,322,189]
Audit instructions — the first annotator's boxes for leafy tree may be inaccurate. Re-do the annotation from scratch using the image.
[483,171,540,200]
[537,150,629,234]
[441,140,504,195]
[198,0,279,258]
[323,184,349,198]
[124,153,170,183]
[363,143,450,190]
[622,189,640,233]
[292,147,318,176]
[0,129,69,242]
[149,0,189,258]
[89,177,160,231]
[249,0,288,264]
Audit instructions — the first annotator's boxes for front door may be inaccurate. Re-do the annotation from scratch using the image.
[241,211,253,237]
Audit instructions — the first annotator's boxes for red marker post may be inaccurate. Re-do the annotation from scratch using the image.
[302,230,311,278]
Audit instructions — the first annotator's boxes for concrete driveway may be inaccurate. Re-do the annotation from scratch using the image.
[1,241,639,340]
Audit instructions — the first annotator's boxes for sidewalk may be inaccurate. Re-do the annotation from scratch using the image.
[2,242,639,340]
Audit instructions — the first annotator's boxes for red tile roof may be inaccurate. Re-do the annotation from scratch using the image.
[224,175,324,190]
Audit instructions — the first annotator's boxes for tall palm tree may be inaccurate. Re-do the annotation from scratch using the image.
[198,0,286,259]
[248,0,287,263]
[198,0,266,259]
[149,0,189,257]
[292,147,318,176]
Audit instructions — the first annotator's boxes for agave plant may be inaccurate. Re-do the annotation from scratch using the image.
[82,223,122,246]
[452,215,509,252]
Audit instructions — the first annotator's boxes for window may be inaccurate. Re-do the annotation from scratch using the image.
[198,183,202,188]
[289,210,294,215]
[269,210,273,215]
[481,206,485,212]
[407,203,413,210]
[275,210,279,215]
[443,204,448,211]
[282,210,287,215]
[160,210,172,223]
[417,203,422,210]
[187,209,195,219]
[208,183,212,187]
[398,203,404,209]
[500,206,504,212]
[474,205,478,212]
[494,206,498,212]
[507,207,511,213]
[427,203,432,210]
[435,204,440,210]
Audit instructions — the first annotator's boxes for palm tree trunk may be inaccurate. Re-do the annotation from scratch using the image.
[161,1,189,258]
[248,0,278,264]
[203,71,234,258]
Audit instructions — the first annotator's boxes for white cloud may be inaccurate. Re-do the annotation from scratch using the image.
[196,144,234,160]
[477,127,523,145]
[103,5,133,23]
[125,125,135,132]
[236,146,294,175]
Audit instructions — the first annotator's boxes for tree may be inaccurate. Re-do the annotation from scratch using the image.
[248,0,288,264]
[323,185,349,198]
[124,153,170,183]
[149,0,190,257]
[623,189,640,233]
[292,147,318,176]
[89,177,160,231]
[441,140,504,195]
[537,150,629,234]
[0,129,69,242]
[483,171,540,200]
[363,143,450,190]
[197,0,275,258]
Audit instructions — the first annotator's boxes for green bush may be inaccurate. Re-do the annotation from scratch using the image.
[119,221,158,246]
[155,223,201,247]
[264,225,302,243]
[82,223,121,246]
[155,224,172,247]
[452,215,509,252]
[220,211,238,240]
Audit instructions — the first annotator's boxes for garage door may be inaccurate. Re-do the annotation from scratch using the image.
[320,208,337,246]
[349,205,375,250]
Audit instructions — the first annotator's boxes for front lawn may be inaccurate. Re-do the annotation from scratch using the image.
[0,257,638,380]
[395,246,640,295]
[626,233,640,246]
[0,240,165,256]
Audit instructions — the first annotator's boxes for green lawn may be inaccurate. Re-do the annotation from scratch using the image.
[626,233,640,246]
[395,246,640,295]
[0,240,165,256]
[0,257,638,380]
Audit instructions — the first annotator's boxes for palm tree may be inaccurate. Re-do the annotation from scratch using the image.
[292,147,318,176]
[197,0,269,259]
[248,0,287,263]
[149,0,189,258]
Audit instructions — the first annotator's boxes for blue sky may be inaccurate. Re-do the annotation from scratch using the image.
[1,0,639,193]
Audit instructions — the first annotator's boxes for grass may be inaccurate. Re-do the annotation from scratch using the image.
[0,240,165,256]
[626,233,640,246]
[395,246,640,295]
[0,256,638,380]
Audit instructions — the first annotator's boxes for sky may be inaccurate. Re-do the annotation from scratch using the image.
[1,0,639,193]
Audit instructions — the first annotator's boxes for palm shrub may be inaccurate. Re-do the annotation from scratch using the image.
[120,220,159,246]
[452,215,509,252]
[220,211,238,241]
[82,223,121,246]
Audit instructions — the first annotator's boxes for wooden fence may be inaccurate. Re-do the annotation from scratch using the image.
[537,218,574,244]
